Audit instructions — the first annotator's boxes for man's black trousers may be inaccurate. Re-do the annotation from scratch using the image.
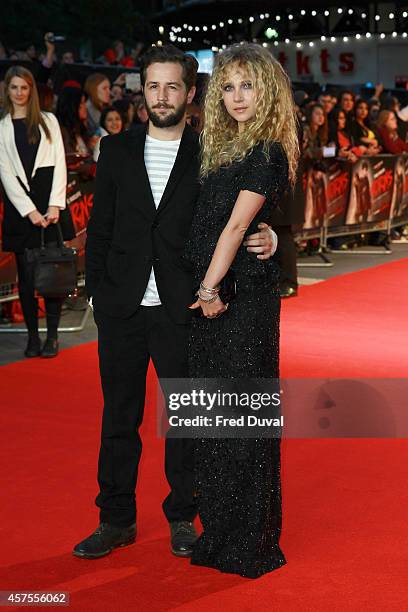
[93,305,196,527]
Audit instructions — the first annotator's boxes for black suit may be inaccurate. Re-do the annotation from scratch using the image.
[85,124,200,527]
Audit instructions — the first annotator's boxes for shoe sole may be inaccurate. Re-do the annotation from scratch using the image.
[72,537,136,559]
[171,547,193,558]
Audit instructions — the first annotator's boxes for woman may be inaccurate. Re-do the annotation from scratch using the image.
[329,108,366,161]
[377,110,408,154]
[56,86,91,157]
[92,106,123,161]
[303,102,328,162]
[350,99,381,153]
[112,98,135,130]
[83,73,111,135]
[185,43,299,578]
[0,66,74,358]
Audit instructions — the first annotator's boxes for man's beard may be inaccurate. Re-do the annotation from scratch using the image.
[145,100,187,128]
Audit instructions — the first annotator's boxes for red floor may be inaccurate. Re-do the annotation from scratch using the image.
[1,259,407,610]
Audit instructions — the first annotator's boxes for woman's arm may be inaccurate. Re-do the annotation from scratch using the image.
[47,114,67,210]
[190,189,266,318]
[203,190,266,289]
[0,131,37,218]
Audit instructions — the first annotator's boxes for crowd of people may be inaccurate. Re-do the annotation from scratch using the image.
[296,85,408,166]
[1,33,408,170]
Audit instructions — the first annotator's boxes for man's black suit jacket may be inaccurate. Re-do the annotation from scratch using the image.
[85,124,200,324]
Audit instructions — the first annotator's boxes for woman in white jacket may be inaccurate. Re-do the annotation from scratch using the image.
[0,66,74,358]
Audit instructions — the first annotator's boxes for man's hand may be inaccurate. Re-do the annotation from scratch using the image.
[243,222,278,260]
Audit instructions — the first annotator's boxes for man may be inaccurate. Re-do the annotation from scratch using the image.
[73,45,276,560]
[318,92,335,117]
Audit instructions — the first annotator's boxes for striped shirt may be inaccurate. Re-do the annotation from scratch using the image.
[141,134,181,306]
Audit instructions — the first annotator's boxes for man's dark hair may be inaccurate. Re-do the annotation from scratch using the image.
[140,44,198,91]
[340,89,355,101]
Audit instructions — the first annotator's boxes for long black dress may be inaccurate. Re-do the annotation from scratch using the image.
[184,141,289,579]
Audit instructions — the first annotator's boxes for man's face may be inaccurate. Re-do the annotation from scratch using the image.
[143,62,195,128]
[319,95,334,115]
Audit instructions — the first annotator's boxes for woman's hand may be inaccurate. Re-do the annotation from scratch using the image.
[46,206,60,224]
[28,210,49,228]
[189,295,228,319]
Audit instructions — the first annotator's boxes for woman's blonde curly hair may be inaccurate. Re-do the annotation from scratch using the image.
[200,43,299,185]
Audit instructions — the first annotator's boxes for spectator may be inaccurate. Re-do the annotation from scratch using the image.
[350,99,380,153]
[84,73,110,135]
[112,98,134,130]
[110,83,123,102]
[318,92,335,117]
[61,51,75,64]
[134,97,148,124]
[382,95,408,141]
[293,89,308,123]
[339,90,355,129]
[377,110,408,154]
[368,99,381,124]
[93,106,123,161]
[103,40,134,67]
[329,108,365,161]
[56,86,91,157]
[0,65,75,358]
[303,103,329,161]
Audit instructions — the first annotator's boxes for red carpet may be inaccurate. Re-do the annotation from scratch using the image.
[1,259,408,610]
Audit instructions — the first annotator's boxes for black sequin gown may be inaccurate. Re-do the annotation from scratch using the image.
[184,142,289,579]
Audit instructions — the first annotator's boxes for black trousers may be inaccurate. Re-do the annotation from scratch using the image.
[93,305,196,527]
[14,252,62,337]
[274,225,298,290]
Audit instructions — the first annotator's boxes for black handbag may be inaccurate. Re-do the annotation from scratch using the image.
[24,223,78,298]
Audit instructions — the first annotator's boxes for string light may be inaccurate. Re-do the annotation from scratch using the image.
[375,15,380,21]
[321,35,326,41]
[380,33,385,39]
[389,13,395,19]
[355,33,361,39]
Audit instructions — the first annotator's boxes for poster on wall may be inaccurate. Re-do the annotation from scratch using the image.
[303,165,328,229]
[325,160,351,228]
[391,155,408,224]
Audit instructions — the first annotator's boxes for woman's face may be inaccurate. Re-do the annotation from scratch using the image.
[78,95,87,122]
[97,79,111,105]
[312,106,325,127]
[385,112,398,131]
[8,76,31,109]
[356,102,368,120]
[338,111,346,130]
[105,110,122,134]
[222,64,256,130]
